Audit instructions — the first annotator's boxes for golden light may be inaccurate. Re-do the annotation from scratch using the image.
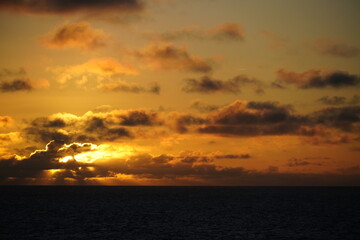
[58,143,140,164]
[59,155,73,163]
[46,169,63,175]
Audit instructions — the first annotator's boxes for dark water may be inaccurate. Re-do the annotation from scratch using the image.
[0,186,359,239]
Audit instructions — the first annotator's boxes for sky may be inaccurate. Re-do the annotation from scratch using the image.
[0,0,359,185]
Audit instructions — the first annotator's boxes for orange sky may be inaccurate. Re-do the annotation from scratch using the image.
[0,0,359,185]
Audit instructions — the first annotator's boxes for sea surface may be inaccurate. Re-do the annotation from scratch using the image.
[0,186,359,239]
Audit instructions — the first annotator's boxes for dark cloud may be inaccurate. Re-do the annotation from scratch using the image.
[117,110,160,126]
[134,42,213,73]
[198,100,306,136]
[183,76,240,94]
[197,100,360,139]
[0,79,32,92]
[275,68,360,89]
[169,113,207,133]
[31,117,67,128]
[18,102,360,148]
[183,75,263,94]
[40,21,107,50]
[24,127,73,144]
[98,82,160,94]
[84,117,131,141]
[214,154,251,159]
[312,38,359,58]
[95,157,360,185]
[0,140,103,183]
[0,67,49,91]
[0,0,143,15]
[179,155,213,164]
[310,106,360,132]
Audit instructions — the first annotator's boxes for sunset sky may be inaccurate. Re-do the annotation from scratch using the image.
[0,0,359,185]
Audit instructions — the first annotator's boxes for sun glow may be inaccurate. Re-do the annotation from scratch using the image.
[57,143,139,164]
[47,169,62,174]
[59,156,73,163]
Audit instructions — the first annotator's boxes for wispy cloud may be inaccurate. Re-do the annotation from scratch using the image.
[98,81,160,94]
[190,100,221,113]
[148,22,245,41]
[317,96,347,105]
[274,68,360,89]
[133,41,213,73]
[52,58,137,85]
[40,22,108,51]
[311,38,359,58]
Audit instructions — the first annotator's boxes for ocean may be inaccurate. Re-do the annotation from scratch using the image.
[1,186,359,239]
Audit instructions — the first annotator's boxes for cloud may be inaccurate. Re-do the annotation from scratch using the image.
[133,42,213,73]
[274,68,360,89]
[287,158,311,167]
[1,142,359,185]
[0,0,143,16]
[0,79,32,92]
[40,22,108,51]
[153,25,203,41]
[317,96,346,105]
[214,154,251,159]
[0,116,13,127]
[168,113,207,133]
[153,22,245,41]
[0,140,105,183]
[311,38,359,58]
[23,109,163,144]
[207,22,245,41]
[53,58,137,85]
[182,75,263,94]
[198,100,306,136]
[117,110,161,126]
[0,67,50,92]
[190,100,221,113]
[97,81,160,94]
[310,106,360,132]
[16,102,360,151]
[183,76,240,94]
[196,100,360,140]
[317,95,360,106]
